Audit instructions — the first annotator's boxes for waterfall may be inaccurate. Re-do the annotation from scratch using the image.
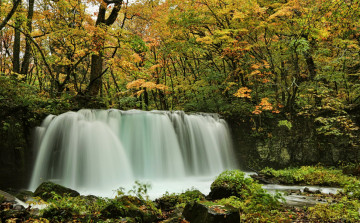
[29,109,237,195]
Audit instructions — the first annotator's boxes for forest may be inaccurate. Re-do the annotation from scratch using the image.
[1,0,360,222]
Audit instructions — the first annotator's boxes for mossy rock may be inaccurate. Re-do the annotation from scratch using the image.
[208,170,255,200]
[156,190,205,211]
[183,201,240,223]
[15,190,34,202]
[2,189,34,202]
[100,196,159,223]
[33,181,80,201]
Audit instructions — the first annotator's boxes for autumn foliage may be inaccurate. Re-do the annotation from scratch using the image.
[0,0,359,118]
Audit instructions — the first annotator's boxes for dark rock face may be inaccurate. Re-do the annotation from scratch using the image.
[33,181,80,201]
[183,202,240,223]
[229,114,360,169]
[0,103,46,190]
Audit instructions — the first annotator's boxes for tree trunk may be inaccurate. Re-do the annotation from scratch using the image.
[304,51,317,80]
[86,0,123,97]
[20,0,35,77]
[12,2,21,73]
[87,54,104,96]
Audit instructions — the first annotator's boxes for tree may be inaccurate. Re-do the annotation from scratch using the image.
[86,0,124,97]
[20,0,34,76]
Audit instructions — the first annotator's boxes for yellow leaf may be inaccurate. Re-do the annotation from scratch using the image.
[234,87,252,98]
[132,53,142,63]
[126,79,145,89]
[149,64,162,71]
[141,81,157,90]
[135,90,145,97]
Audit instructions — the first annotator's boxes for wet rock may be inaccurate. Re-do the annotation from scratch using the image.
[304,187,311,193]
[13,204,25,211]
[2,189,34,202]
[251,174,279,184]
[303,187,322,194]
[183,201,240,223]
[34,181,80,201]
[0,190,16,202]
[289,189,301,195]
[15,190,34,202]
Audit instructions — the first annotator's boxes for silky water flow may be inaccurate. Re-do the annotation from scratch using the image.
[29,109,237,198]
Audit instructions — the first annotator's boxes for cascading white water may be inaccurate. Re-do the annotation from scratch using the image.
[29,109,237,197]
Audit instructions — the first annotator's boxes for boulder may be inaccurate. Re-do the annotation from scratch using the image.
[250,174,280,184]
[208,170,257,200]
[183,201,240,223]
[303,187,322,194]
[15,190,34,202]
[0,190,16,202]
[33,181,80,201]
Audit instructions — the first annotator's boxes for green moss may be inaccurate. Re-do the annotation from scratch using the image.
[209,170,283,213]
[307,198,360,222]
[40,194,107,222]
[34,181,80,201]
[209,169,263,199]
[156,189,205,210]
[100,195,160,222]
[260,166,359,187]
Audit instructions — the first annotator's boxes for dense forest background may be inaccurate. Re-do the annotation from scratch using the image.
[1,0,360,187]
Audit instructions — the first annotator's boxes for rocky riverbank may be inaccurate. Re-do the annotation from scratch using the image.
[2,168,360,222]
